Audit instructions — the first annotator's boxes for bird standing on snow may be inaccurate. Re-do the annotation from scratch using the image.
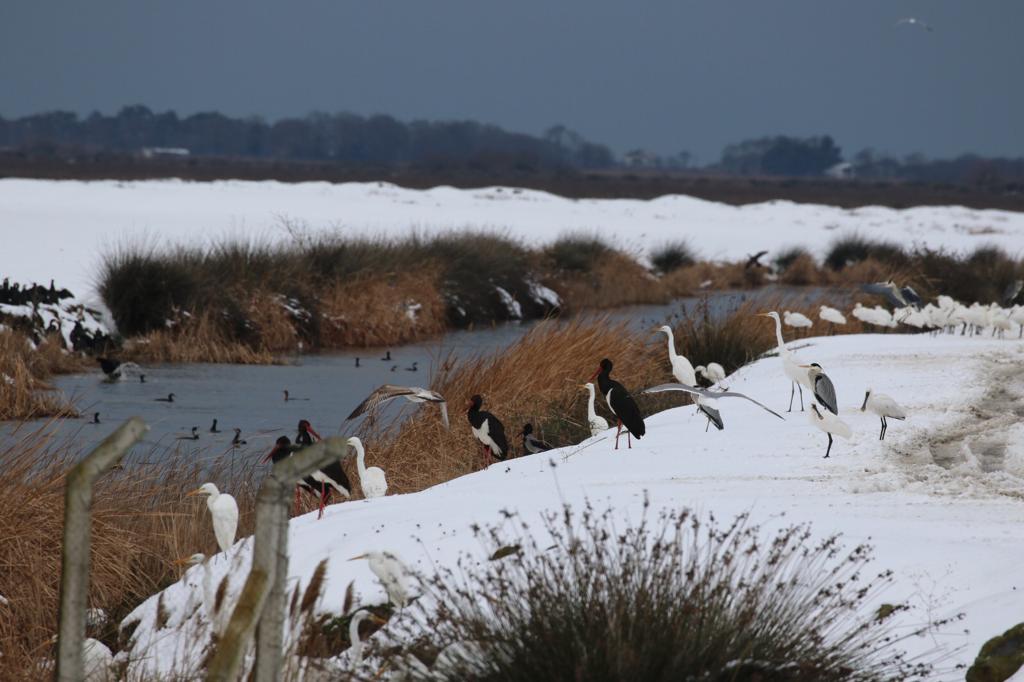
[347,384,449,429]
[521,423,553,454]
[466,394,508,466]
[861,389,907,440]
[349,551,414,608]
[591,358,645,449]
[803,363,839,415]
[758,312,813,412]
[581,383,609,437]
[346,436,387,499]
[809,404,852,458]
[818,305,847,334]
[187,483,238,554]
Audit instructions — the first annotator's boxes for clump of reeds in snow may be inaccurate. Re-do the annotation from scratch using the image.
[378,499,941,681]
[0,421,259,679]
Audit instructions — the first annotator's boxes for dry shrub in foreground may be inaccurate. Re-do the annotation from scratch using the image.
[380,501,940,681]
[0,423,259,679]
[0,330,81,420]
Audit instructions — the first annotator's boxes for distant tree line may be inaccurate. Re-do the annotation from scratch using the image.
[2,106,1022,185]
[0,105,614,170]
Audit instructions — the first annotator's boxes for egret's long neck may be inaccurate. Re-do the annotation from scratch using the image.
[772,316,787,354]
[206,492,219,510]
[349,615,365,663]
[586,386,597,419]
[355,443,368,480]
[663,329,678,362]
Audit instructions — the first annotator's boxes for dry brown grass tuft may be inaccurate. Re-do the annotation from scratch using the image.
[778,253,822,286]
[361,318,665,494]
[0,331,82,420]
[319,269,447,348]
[122,311,277,365]
[552,252,667,311]
[0,423,259,678]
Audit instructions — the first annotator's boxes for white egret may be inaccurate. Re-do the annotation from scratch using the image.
[581,383,609,437]
[861,389,907,440]
[758,312,813,412]
[187,483,238,555]
[808,404,852,458]
[347,609,386,666]
[347,384,449,429]
[656,325,696,386]
[349,551,414,608]
[346,437,387,499]
[695,362,727,387]
[783,311,813,330]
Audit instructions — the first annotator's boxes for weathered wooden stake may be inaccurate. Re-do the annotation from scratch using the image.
[206,436,350,682]
[55,417,148,682]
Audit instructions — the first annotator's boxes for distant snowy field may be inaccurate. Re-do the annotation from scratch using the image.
[121,333,1024,679]
[3,178,1024,301]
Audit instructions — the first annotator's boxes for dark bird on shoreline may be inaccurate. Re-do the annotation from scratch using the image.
[591,358,645,449]
[467,394,508,466]
[521,423,553,454]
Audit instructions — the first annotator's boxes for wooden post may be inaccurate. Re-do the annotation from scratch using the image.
[55,418,147,682]
[206,437,350,682]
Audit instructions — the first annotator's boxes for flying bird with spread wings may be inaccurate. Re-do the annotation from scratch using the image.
[347,384,449,428]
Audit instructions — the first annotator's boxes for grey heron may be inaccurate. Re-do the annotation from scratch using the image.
[802,363,839,415]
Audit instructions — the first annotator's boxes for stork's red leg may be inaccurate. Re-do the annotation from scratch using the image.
[615,419,622,450]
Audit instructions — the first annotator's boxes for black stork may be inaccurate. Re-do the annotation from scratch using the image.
[591,358,645,449]
[263,420,352,519]
[466,394,508,467]
[521,423,553,455]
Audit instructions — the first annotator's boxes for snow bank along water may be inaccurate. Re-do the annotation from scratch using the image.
[118,332,1024,679]
[4,177,1024,306]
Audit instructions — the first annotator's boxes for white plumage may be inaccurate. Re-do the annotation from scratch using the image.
[582,383,609,437]
[695,362,727,386]
[783,311,813,329]
[657,325,696,386]
[759,312,813,412]
[808,404,852,458]
[188,483,238,555]
[818,305,846,325]
[83,638,114,682]
[350,551,414,607]
[861,389,907,440]
[347,437,387,499]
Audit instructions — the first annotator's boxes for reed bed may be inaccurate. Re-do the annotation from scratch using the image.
[0,423,260,679]
[0,330,82,420]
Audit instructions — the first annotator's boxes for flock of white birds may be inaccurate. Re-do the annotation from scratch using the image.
[808,297,1024,336]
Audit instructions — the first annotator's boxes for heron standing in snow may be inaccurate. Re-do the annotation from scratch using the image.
[758,312,813,412]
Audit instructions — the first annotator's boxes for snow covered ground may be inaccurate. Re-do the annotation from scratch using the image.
[3,178,1024,303]
[120,332,1024,679]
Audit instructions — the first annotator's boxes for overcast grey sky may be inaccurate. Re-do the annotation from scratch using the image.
[2,1,1021,161]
